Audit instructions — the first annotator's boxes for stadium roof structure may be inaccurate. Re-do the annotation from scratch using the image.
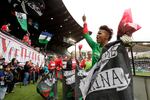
[0,0,86,54]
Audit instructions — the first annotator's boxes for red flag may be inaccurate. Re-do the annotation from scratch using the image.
[117,8,141,37]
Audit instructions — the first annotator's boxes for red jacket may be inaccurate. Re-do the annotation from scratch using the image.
[80,59,86,69]
[55,58,63,70]
[23,35,29,43]
[48,61,56,70]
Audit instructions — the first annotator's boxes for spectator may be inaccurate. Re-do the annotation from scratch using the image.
[22,32,31,46]
[5,65,14,93]
[35,64,39,82]
[48,56,56,72]
[1,23,11,33]
[31,65,36,84]
[0,56,7,100]
[23,61,31,86]
[66,52,78,70]
[80,51,92,71]
[54,55,63,78]
[7,58,18,83]
[6,58,18,93]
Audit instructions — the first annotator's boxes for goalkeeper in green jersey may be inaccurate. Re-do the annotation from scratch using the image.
[82,15,113,67]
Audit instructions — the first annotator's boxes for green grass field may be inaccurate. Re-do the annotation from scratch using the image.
[135,71,150,76]
[4,81,63,100]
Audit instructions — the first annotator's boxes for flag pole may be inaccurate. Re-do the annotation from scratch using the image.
[44,43,48,52]
[130,46,136,76]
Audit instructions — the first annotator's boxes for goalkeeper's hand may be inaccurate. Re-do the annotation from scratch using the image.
[82,15,88,34]
[120,34,132,44]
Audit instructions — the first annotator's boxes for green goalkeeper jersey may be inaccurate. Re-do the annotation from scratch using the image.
[83,33,103,66]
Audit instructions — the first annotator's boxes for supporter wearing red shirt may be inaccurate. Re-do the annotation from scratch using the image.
[66,52,78,70]
[1,23,11,32]
[48,57,56,71]
[22,33,31,45]
[80,51,92,71]
[80,58,86,69]
[55,55,63,71]
[54,55,63,79]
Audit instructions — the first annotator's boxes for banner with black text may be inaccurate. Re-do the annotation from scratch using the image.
[79,41,133,100]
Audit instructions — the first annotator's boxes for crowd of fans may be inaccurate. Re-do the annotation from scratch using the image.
[0,48,93,100]
[0,54,42,99]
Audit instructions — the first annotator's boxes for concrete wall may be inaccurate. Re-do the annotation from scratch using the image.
[133,76,150,100]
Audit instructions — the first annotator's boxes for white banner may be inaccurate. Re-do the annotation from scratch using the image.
[88,68,131,94]
[63,70,75,77]
[66,75,75,85]
[0,32,45,66]
[63,70,75,85]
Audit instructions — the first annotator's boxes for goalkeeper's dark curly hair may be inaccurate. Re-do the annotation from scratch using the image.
[99,25,113,41]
